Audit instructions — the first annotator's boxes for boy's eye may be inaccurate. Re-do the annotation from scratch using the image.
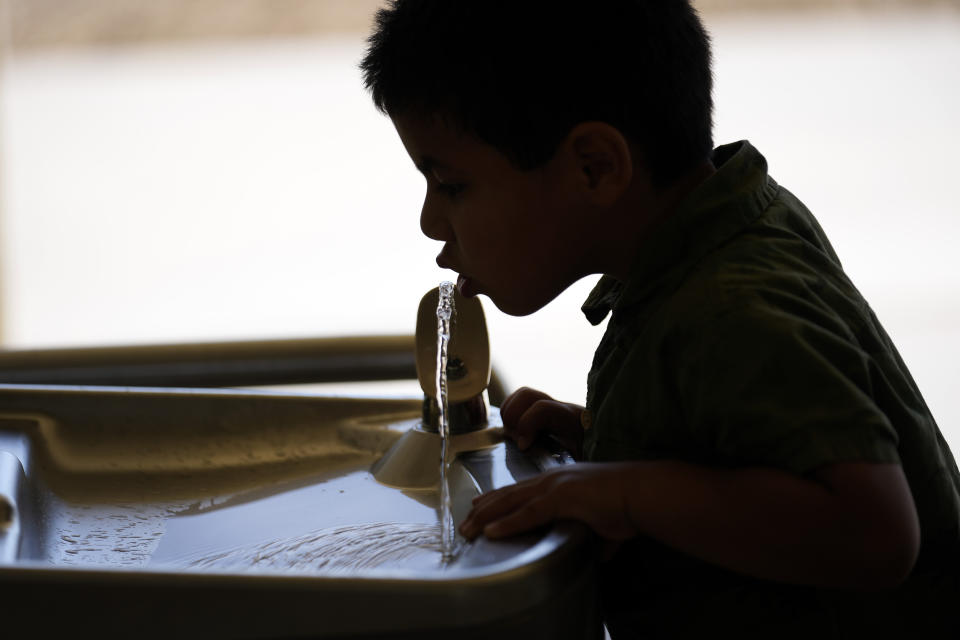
[434,182,466,198]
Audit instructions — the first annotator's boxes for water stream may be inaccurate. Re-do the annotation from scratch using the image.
[436,281,456,561]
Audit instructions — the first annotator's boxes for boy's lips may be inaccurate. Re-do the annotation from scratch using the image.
[436,250,478,297]
[435,250,456,271]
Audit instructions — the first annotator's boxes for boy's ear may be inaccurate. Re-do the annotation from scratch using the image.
[561,122,634,205]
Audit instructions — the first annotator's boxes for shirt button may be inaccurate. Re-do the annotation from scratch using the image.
[580,409,593,431]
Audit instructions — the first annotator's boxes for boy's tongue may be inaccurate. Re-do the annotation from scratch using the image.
[456,274,476,298]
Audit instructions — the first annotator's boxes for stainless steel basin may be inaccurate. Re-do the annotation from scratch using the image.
[0,384,600,639]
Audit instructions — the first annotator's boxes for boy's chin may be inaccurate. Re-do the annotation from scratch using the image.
[488,291,555,317]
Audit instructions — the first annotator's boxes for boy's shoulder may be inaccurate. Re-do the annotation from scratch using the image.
[586,142,836,323]
[584,153,906,469]
[588,142,864,346]
[664,199,868,343]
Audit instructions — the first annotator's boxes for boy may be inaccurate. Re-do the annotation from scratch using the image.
[362,1,959,636]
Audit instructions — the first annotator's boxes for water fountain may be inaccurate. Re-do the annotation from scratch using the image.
[0,287,600,638]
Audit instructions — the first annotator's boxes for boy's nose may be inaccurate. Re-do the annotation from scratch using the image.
[419,196,452,242]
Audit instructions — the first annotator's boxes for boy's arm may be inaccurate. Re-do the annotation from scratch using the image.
[460,459,920,589]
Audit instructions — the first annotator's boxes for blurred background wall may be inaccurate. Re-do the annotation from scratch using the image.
[1,0,958,449]
[5,1,956,48]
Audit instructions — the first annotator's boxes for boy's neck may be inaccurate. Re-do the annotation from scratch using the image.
[605,160,716,282]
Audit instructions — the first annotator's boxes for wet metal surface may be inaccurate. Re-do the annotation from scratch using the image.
[0,385,600,638]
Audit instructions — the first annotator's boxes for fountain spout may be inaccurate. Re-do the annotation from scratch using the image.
[414,285,490,435]
[371,286,503,489]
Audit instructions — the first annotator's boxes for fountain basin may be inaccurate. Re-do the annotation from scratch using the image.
[0,384,600,639]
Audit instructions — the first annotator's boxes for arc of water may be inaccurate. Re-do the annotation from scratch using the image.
[436,281,455,561]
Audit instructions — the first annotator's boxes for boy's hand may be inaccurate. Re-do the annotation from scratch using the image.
[459,463,638,542]
[460,458,920,589]
[500,387,585,458]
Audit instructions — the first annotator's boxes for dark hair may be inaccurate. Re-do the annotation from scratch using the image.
[361,0,713,187]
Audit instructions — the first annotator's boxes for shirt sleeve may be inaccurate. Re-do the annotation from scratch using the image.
[672,301,901,475]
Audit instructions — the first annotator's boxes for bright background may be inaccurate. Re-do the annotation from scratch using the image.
[1,1,958,451]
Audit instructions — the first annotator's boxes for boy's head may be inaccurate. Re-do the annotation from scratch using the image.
[362,0,714,316]
[362,0,713,187]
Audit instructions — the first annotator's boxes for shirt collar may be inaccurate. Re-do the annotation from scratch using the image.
[582,140,779,325]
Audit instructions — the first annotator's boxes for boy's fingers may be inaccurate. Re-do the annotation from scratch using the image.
[499,391,519,420]
[470,484,532,520]
[512,400,549,441]
[512,399,578,448]
[500,387,551,429]
[461,484,537,538]
[483,497,557,539]
[472,485,510,505]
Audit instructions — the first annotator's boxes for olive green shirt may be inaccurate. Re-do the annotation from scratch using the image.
[582,141,960,637]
